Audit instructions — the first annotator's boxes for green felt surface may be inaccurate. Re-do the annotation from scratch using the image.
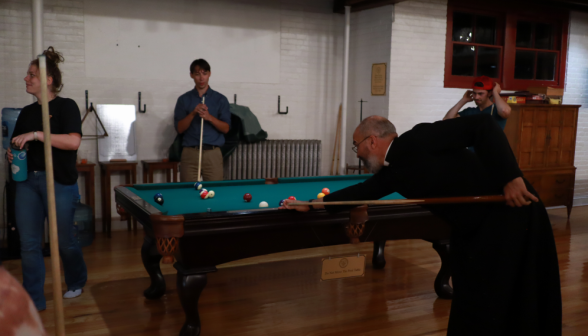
[128,175,405,215]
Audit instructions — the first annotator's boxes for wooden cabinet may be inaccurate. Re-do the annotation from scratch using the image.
[503,104,580,217]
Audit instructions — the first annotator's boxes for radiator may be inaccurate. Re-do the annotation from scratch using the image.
[223,140,321,180]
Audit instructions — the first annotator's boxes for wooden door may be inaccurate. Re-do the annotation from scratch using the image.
[559,108,578,166]
[518,107,549,169]
[546,108,562,167]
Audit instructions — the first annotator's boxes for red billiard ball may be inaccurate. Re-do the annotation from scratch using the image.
[244,193,252,202]
[322,188,330,195]
[200,191,208,199]
[288,196,296,200]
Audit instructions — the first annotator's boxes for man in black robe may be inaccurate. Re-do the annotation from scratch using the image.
[283,114,561,336]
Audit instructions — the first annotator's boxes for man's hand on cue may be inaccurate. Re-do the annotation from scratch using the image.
[191,103,207,116]
[196,104,211,121]
[504,177,539,207]
[280,198,325,212]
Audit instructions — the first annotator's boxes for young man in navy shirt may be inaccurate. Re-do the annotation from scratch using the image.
[174,59,231,181]
[443,75,511,129]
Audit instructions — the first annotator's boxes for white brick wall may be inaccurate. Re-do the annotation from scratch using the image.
[389,0,588,205]
[388,0,470,135]
[564,11,588,205]
[345,5,393,166]
[0,0,344,230]
[0,0,34,239]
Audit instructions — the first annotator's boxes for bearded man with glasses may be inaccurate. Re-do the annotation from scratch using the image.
[282,114,561,336]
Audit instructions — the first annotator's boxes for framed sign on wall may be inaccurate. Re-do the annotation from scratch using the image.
[371,63,387,96]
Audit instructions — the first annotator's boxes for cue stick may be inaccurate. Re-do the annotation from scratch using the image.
[197,96,205,182]
[39,55,66,336]
[288,195,505,207]
[335,105,342,175]
[330,104,342,175]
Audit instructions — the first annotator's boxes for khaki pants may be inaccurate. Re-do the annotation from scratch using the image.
[180,147,224,182]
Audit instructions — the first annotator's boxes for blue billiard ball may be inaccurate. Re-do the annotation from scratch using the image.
[154,193,164,205]
[279,199,285,207]
[194,182,203,190]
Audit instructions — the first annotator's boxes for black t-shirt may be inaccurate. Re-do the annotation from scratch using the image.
[12,97,82,185]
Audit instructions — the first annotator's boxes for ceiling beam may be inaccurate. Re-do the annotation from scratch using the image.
[333,0,408,14]
[535,0,588,12]
[334,0,588,14]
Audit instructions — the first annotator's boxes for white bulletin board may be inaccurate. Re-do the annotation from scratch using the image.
[97,105,137,162]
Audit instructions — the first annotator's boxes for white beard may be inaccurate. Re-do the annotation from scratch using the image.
[361,156,383,174]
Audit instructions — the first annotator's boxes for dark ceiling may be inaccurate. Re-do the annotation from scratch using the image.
[333,0,588,13]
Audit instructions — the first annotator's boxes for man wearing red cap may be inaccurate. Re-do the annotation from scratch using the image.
[443,76,511,129]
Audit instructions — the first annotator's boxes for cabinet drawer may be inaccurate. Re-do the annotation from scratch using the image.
[524,174,543,190]
[541,174,574,190]
[540,188,572,208]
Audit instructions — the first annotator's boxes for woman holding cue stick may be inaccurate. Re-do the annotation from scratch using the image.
[7,47,87,324]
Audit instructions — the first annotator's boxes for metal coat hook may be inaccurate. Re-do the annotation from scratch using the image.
[234,94,237,104]
[138,92,146,113]
[278,96,288,114]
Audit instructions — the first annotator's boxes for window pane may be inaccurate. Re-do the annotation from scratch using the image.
[535,23,553,50]
[475,16,496,45]
[516,21,533,48]
[453,12,473,42]
[477,47,500,78]
[515,50,535,79]
[536,52,557,80]
[452,44,475,76]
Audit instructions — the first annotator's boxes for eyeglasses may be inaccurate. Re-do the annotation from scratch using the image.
[352,136,371,153]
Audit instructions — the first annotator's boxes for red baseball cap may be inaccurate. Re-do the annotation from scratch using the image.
[472,76,493,90]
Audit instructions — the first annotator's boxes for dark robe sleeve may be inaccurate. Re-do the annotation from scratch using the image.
[321,168,395,214]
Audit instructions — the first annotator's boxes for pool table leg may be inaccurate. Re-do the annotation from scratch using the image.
[372,240,386,269]
[141,235,166,300]
[432,240,453,299]
[175,264,214,336]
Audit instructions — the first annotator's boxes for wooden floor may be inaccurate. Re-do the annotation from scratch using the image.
[3,206,588,336]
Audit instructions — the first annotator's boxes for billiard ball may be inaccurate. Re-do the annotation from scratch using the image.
[288,196,296,201]
[279,199,285,207]
[200,191,208,199]
[194,182,202,190]
[317,192,325,198]
[244,193,252,202]
[208,190,215,198]
[200,189,208,196]
[154,193,164,205]
[259,201,269,208]
[322,188,330,195]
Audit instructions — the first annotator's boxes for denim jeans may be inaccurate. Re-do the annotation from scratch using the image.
[15,171,88,310]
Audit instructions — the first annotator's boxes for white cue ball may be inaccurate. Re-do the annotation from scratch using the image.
[208,190,215,198]
[259,201,269,208]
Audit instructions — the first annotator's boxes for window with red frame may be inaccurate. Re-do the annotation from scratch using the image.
[444,1,569,91]
[449,12,504,81]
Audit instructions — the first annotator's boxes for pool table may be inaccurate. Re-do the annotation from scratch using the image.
[114,175,452,336]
